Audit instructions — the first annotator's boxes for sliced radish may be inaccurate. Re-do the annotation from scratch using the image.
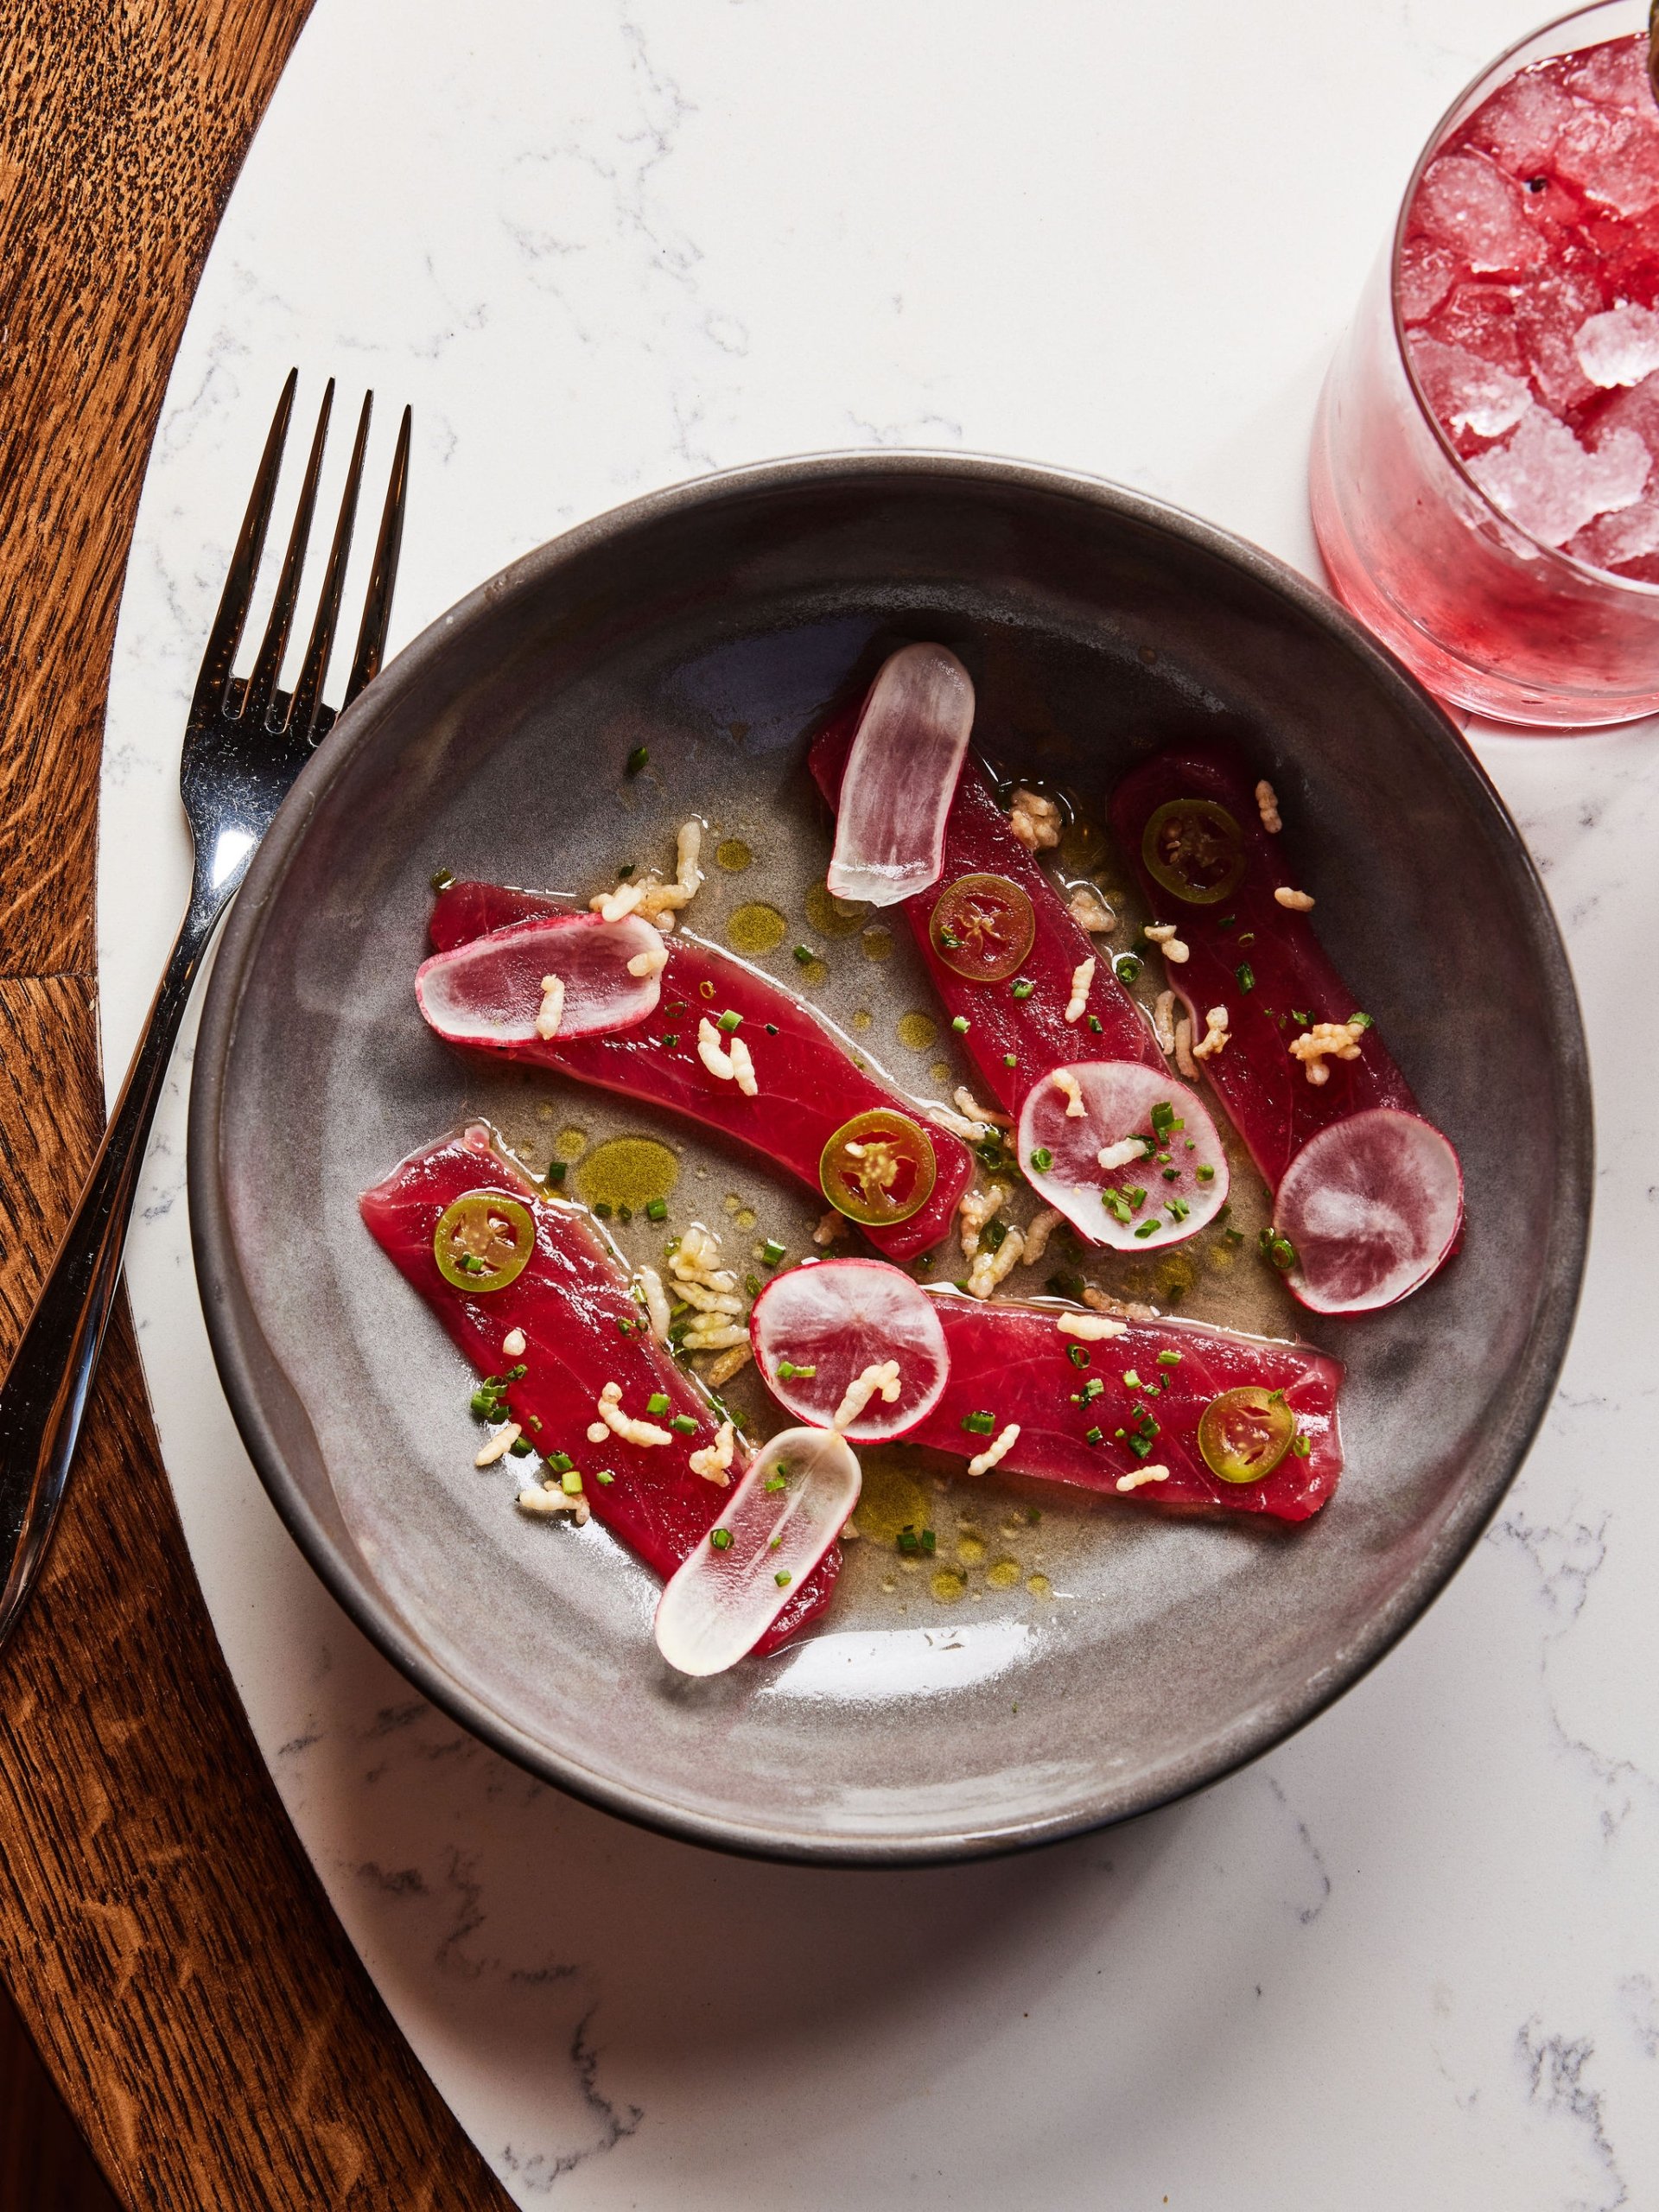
[826,643,976,907]
[654,1427,861,1676]
[1274,1107,1463,1315]
[749,1256,950,1441]
[1016,1060,1229,1250]
[415,911,665,1046]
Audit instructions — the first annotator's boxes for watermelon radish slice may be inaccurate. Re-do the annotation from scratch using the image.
[1109,742,1462,1313]
[423,882,976,1264]
[749,1257,950,1441]
[359,1126,840,1656]
[1017,1060,1229,1249]
[416,911,665,1045]
[654,1427,862,1676]
[1274,1108,1463,1316]
[827,644,976,907]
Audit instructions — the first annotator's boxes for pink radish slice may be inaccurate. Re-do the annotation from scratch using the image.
[415,911,665,1046]
[1274,1107,1463,1316]
[826,643,976,907]
[749,1257,950,1442]
[654,1427,861,1676]
[1017,1060,1229,1249]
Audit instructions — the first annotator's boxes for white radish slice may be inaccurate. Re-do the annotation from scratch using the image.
[749,1257,950,1441]
[1016,1060,1229,1249]
[654,1427,861,1677]
[1274,1107,1463,1315]
[415,912,665,1046]
[826,643,976,906]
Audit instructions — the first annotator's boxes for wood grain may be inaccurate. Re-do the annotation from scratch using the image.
[0,3,512,2206]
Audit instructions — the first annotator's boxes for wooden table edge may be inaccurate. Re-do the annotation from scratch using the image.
[0,3,512,2203]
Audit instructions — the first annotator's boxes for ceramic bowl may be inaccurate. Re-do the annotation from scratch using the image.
[188,454,1589,1864]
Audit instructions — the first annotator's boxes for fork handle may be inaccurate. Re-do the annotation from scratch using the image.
[0,906,214,1648]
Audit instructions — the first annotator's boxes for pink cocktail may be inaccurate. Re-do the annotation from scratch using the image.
[1313,3,1659,726]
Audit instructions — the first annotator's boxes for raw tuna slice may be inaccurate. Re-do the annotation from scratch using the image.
[655,1427,861,1676]
[416,909,665,1044]
[423,883,975,1264]
[749,1256,950,1440]
[827,643,976,906]
[1109,743,1463,1313]
[359,1125,838,1653]
[811,719,1225,1248]
[748,1258,1344,1521]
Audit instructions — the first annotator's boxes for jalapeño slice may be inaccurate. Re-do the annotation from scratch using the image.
[929,873,1037,982]
[819,1109,938,1226]
[1197,1385,1296,1484]
[434,1191,536,1293]
[1142,798,1246,906]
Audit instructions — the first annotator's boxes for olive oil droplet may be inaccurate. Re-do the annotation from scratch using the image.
[726,900,786,955]
[897,1011,938,1052]
[574,1135,678,1215]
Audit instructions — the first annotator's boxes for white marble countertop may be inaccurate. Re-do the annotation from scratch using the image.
[99,3,1657,2202]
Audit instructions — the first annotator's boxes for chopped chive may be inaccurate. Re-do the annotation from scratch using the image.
[921,1529,937,1554]
[1166,1198,1190,1224]
[594,1201,613,1220]
[1195,1164,1215,1183]
[1002,1052,1018,1069]
[646,1392,671,1415]
[616,1317,633,1337]
[745,1274,762,1298]
[549,1451,575,1474]
[963,1410,996,1436]
[982,1217,1007,1253]
[594,1469,615,1484]
[1224,1228,1244,1246]
[951,1014,970,1033]
[616,863,635,880]
[1046,1269,1086,1300]
[430,867,456,893]
[1135,1219,1160,1240]
[1258,1229,1298,1273]
[766,1022,779,1035]
[617,1204,632,1224]
[670,1414,698,1434]
[1066,1343,1090,1369]
[1084,1425,1103,1446]
[507,1434,535,1458]
[625,746,649,776]
[1349,1011,1373,1030]
[1030,1147,1054,1173]
[1011,979,1035,1001]
[469,1389,499,1419]
[1236,963,1255,992]
[543,1160,568,1188]
[765,1473,787,1492]
[661,1032,679,1048]
[1128,1433,1154,1459]
[560,1468,584,1494]
[1088,1014,1103,1033]
[774,1570,793,1586]
[762,1239,786,1266]
[710,1528,733,1550]
[1157,1349,1181,1367]
[793,944,817,965]
[717,1008,742,1033]
[1238,931,1255,946]
[645,1198,668,1222]
[1218,914,1236,931]
[1114,954,1142,986]
[776,1360,817,1380]
[1162,1166,1179,1183]
[1291,1433,1313,1458]
[939,930,963,950]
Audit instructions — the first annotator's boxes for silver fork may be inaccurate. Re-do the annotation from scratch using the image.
[0,372,410,1648]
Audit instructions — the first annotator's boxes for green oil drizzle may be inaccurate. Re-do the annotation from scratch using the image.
[726,900,786,955]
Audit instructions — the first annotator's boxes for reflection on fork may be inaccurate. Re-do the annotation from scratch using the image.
[0,372,411,1649]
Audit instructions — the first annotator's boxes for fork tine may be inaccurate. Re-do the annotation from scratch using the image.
[189,368,297,722]
[342,404,410,707]
[244,377,334,728]
[289,390,372,742]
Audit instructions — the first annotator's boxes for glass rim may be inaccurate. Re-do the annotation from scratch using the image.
[1389,0,1659,596]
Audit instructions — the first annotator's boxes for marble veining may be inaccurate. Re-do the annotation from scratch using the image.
[97,1,1657,2203]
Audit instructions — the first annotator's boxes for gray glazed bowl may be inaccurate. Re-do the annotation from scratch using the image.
[188,453,1589,1865]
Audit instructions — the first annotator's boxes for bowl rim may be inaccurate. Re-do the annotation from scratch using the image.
[187,448,1592,1866]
